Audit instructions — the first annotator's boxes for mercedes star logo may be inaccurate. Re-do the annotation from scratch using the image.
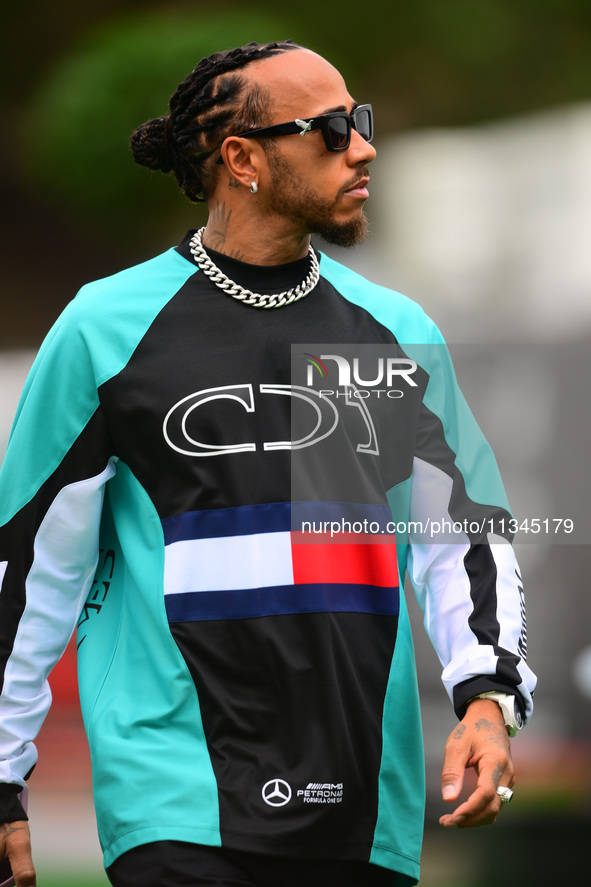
[262,778,292,807]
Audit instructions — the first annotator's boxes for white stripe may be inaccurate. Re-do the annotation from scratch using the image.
[164,530,294,595]
[0,459,116,784]
[407,458,471,656]
[0,560,7,590]
[407,457,473,678]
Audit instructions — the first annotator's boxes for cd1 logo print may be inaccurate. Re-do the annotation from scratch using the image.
[162,382,378,457]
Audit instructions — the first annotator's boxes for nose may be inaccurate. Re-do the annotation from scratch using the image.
[349,126,376,164]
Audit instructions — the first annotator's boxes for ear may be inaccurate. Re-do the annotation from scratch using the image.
[219,137,265,190]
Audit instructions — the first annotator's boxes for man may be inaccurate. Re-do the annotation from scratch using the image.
[0,41,536,886]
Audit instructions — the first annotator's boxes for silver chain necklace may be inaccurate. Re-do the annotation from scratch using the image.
[188,227,320,309]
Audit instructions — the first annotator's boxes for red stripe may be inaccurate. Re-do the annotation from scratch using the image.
[291,535,398,587]
[291,531,396,546]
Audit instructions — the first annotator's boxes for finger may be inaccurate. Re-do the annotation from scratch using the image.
[488,757,515,810]
[4,823,36,887]
[442,754,516,828]
[440,809,499,828]
[12,860,37,887]
[439,783,491,827]
[11,848,36,887]
[440,750,510,828]
[441,723,470,802]
[440,782,501,828]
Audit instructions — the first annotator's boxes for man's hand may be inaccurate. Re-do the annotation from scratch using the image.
[439,697,514,828]
[0,821,35,886]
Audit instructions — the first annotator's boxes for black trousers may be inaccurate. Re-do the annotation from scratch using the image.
[107,841,400,887]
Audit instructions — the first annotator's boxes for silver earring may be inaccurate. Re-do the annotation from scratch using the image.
[250,181,258,194]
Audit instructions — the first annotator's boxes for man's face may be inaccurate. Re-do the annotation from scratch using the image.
[264,142,370,247]
[249,50,376,246]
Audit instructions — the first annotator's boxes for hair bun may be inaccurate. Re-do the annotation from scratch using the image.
[129,116,174,173]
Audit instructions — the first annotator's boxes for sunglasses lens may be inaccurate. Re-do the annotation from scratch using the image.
[326,117,350,150]
[355,108,372,141]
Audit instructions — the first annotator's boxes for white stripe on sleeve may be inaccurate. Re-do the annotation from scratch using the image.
[0,458,116,785]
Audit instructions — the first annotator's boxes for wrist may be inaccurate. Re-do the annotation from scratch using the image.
[468,691,523,737]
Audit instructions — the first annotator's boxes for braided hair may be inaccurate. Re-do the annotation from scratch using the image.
[130,40,301,203]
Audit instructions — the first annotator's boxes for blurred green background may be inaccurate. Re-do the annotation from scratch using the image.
[4,0,591,347]
[2,1,591,885]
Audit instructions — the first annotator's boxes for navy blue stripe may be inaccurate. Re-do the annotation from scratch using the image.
[162,502,291,544]
[162,501,394,544]
[165,582,400,623]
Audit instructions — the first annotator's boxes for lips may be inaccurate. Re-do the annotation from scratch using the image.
[344,176,370,199]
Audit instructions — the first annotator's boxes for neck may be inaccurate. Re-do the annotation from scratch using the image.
[201,198,311,265]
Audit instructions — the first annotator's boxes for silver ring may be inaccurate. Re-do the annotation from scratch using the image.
[497,786,513,805]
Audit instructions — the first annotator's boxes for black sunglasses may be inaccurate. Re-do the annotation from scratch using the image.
[216,104,373,164]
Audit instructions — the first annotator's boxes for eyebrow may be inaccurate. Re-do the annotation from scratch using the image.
[317,101,359,116]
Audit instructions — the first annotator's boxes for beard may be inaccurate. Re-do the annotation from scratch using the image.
[265,148,369,247]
